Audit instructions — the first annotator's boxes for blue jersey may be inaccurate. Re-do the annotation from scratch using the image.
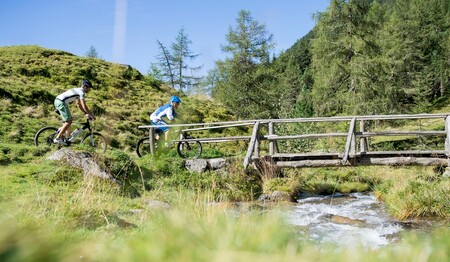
[150,103,177,122]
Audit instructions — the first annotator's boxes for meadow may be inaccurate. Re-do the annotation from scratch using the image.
[0,45,448,261]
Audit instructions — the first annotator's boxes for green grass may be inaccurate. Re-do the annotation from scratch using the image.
[1,45,449,261]
[0,45,238,151]
[0,148,449,261]
[1,166,449,262]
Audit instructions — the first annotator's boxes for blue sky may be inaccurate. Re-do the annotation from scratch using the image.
[0,0,330,75]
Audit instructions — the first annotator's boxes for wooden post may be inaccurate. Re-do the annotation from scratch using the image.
[254,125,260,159]
[360,120,367,154]
[149,128,155,155]
[244,122,260,168]
[269,122,275,155]
[342,118,356,164]
[445,116,450,157]
[351,122,356,156]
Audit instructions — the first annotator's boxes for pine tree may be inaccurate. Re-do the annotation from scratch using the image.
[311,0,388,116]
[381,0,450,112]
[171,27,202,92]
[85,46,99,58]
[153,28,202,92]
[213,10,276,119]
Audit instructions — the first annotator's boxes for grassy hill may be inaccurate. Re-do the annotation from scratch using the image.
[0,45,236,152]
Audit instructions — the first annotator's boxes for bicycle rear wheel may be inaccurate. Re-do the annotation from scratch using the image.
[136,137,155,157]
[177,140,202,159]
[34,127,58,147]
[81,132,107,153]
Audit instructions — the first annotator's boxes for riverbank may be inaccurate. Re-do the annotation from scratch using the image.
[1,149,449,261]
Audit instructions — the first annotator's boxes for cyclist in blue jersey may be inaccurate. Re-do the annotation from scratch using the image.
[150,95,181,141]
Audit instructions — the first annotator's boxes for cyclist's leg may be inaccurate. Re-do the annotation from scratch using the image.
[151,120,169,140]
[54,99,73,140]
[164,129,171,141]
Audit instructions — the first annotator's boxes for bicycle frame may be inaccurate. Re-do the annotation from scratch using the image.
[60,119,93,143]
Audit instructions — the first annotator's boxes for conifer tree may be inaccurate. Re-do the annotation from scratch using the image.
[213,10,275,119]
[153,28,201,92]
[381,0,450,112]
[311,0,387,115]
[85,46,99,58]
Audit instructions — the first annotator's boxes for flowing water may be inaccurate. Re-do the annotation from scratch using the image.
[285,192,404,249]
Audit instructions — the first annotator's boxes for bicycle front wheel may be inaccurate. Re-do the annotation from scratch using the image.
[136,137,154,157]
[177,140,202,159]
[81,132,107,153]
[34,127,58,147]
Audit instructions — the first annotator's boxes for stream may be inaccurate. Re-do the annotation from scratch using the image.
[285,192,410,249]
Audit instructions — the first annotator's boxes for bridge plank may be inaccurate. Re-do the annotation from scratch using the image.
[358,150,447,156]
[274,157,448,168]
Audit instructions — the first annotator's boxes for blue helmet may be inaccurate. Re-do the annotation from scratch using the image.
[170,95,181,103]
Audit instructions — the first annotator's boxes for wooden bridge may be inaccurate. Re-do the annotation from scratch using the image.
[139,113,450,169]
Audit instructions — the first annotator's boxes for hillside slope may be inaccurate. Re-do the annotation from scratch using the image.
[0,45,236,150]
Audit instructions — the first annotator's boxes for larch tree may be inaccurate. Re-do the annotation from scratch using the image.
[153,28,202,92]
[213,10,276,119]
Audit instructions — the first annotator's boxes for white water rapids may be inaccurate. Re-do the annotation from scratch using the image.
[285,193,403,249]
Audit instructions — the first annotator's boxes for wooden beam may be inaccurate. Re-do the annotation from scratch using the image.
[358,150,447,156]
[149,128,155,155]
[360,120,367,153]
[274,157,448,168]
[446,116,450,156]
[182,122,253,132]
[358,131,446,137]
[356,157,449,166]
[342,118,356,163]
[171,136,251,143]
[269,121,275,155]
[139,113,450,130]
[272,152,343,158]
[264,133,347,140]
[244,122,260,168]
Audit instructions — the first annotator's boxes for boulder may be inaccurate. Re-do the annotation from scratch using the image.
[208,158,227,170]
[184,158,228,173]
[322,214,366,227]
[143,199,171,210]
[258,190,294,202]
[185,159,208,173]
[47,148,118,183]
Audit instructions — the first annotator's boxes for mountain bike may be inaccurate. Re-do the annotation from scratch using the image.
[136,130,202,158]
[34,117,107,153]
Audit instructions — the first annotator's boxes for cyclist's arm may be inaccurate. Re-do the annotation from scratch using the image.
[166,107,176,121]
[77,99,95,119]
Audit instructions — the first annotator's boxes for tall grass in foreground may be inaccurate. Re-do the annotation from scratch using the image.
[1,183,449,262]
[1,158,449,261]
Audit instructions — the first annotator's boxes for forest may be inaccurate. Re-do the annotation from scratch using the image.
[208,0,450,120]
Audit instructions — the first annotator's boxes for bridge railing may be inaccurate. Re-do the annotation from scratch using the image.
[139,113,450,168]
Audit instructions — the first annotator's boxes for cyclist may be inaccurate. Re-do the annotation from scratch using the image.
[53,79,96,145]
[150,95,181,142]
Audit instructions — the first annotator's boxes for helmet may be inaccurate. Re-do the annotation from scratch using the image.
[82,79,93,89]
[170,95,181,103]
